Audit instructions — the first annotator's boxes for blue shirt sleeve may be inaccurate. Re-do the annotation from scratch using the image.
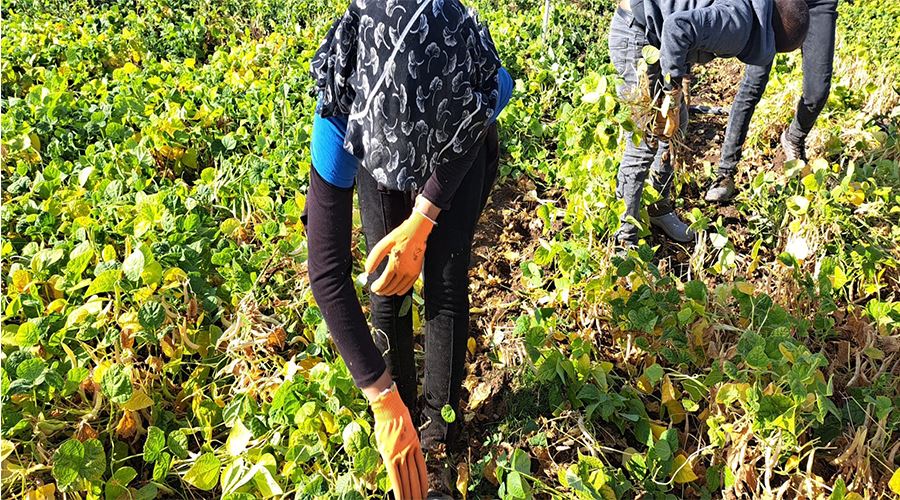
[491,67,514,122]
[311,108,358,189]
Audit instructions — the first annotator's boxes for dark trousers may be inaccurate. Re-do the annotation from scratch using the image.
[718,0,838,175]
[608,8,688,245]
[305,125,499,450]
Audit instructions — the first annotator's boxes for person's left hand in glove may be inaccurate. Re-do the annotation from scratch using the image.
[653,87,683,139]
[365,196,441,296]
[370,383,428,499]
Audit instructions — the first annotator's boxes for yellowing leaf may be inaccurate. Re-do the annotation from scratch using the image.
[665,400,686,424]
[468,381,493,411]
[93,361,112,385]
[24,483,56,500]
[320,412,337,434]
[47,298,67,314]
[778,343,795,363]
[889,467,900,495]
[672,453,698,483]
[661,375,686,423]
[122,389,153,411]
[810,158,829,172]
[649,422,667,440]
[102,244,117,261]
[716,383,750,405]
[12,269,31,293]
[162,268,188,289]
[467,337,477,356]
[845,188,865,206]
[115,410,139,439]
[734,281,755,296]
[225,419,253,457]
[636,375,653,394]
[661,376,678,403]
[456,462,470,500]
[66,297,107,328]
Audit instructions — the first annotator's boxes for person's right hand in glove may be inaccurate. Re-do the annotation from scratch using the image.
[653,87,683,139]
[371,384,427,499]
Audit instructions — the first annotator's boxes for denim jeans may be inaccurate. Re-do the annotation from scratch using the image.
[608,7,688,245]
[719,0,839,175]
[305,125,499,451]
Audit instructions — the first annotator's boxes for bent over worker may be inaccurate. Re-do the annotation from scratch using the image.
[706,0,839,202]
[609,0,809,249]
[304,0,513,497]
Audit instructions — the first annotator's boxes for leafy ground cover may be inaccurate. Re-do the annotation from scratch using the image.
[1,0,898,498]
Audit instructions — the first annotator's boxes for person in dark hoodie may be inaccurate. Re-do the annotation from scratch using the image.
[705,0,838,202]
[304,0,512,498]
[608,0,809,249]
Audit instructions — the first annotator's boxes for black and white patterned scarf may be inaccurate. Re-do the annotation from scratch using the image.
[310,0,502,191]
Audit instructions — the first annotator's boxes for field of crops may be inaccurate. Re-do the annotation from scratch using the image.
[1,0,899,498]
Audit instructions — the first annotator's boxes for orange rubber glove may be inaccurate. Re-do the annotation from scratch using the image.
[371,385,427,499]
[365,210,435,296]
[653,88,682,139]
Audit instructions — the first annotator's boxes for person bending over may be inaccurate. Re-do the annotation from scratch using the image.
[609,0,809,249]
[706,0,838,202]
[304,0,512,497]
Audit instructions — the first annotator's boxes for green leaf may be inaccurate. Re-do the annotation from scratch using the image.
[143,426,165,462]
[17,357,46,383]
[52,438,105,491]
[511,448,531,474]
[101,365,133,404]
[123,250,145,282]
[745,345,770,369]
[506,470,531,499]
[644,363,664,386]
[86,269,121,296]
[135,484,158,500]
[641,45,660,65]
[252,461,283,497]
[138,301,165,333]
[341,421,367,455]
[222,133,237,151]
[684,280,707,303]
[183,452,221,491]
[141,261,163,285]
[153,452,172,482]
[111,465,137,485]
[829,477,847,500]
[220,459,253,495]
[353,447,379,474]
[653,438,672,461]
[13,321,40,347]
[82,439,106,481]
[709,232,729,249]
[168,429,189,459]
[52,439,83,490]
[441,404,457,423]
[67,241,94,276]
[662,428,679,452]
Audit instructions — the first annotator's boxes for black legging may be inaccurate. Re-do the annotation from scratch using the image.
[304,124,499,449]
